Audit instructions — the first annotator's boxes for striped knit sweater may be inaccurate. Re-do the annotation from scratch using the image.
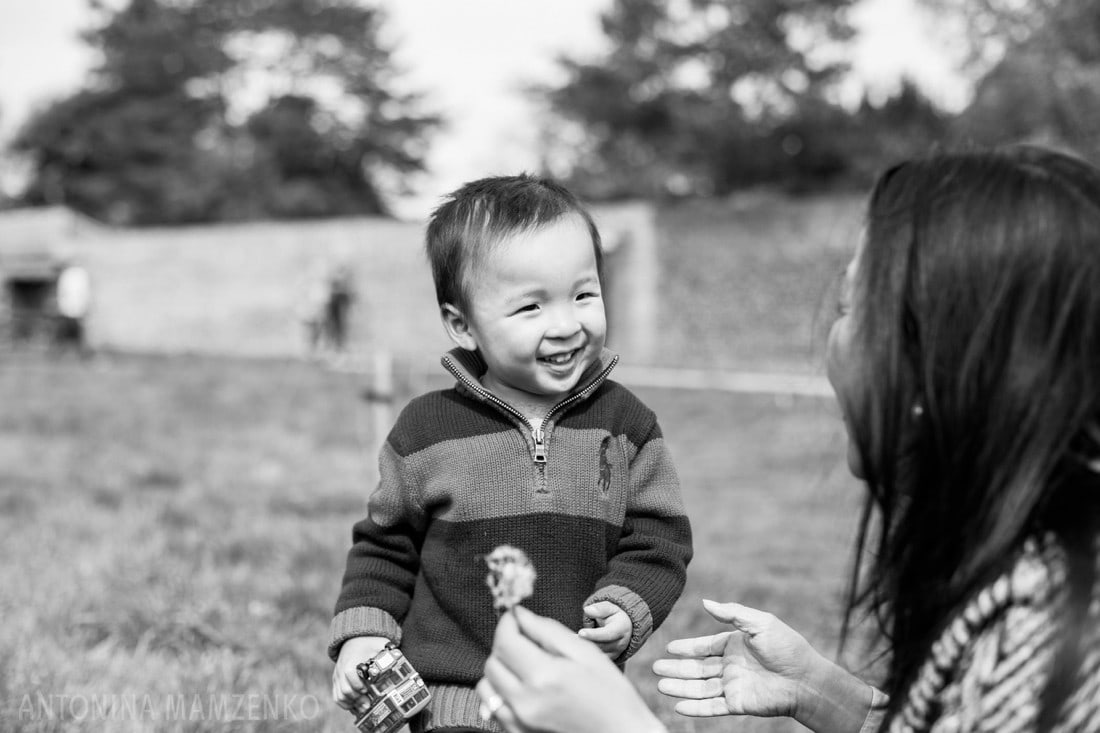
[860,534,1100,733]
[329,348,693,732]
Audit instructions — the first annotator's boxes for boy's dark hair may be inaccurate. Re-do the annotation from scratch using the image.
[425,174,603,312]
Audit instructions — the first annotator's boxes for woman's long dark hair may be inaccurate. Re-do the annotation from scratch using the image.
[841,146,1100,727]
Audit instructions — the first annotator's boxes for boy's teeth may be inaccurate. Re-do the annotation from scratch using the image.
[545,352,573,364]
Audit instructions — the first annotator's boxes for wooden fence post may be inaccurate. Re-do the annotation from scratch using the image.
[361,349,395,485]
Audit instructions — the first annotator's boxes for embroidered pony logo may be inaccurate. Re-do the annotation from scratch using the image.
[598,436,613,495]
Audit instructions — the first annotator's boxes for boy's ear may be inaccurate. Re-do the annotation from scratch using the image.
[439,303,478,351]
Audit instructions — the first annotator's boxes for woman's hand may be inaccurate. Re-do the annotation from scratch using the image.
[653,600,874,733]
[653,599,814,718]
[477,606,667,733]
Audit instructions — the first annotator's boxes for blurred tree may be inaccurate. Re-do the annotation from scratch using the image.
[11,0,439,224]
[951,48,1100,160]
[849,78,950,180]
[919,0,1100,160]
[539,0,879,198]
[917,0,1096,73]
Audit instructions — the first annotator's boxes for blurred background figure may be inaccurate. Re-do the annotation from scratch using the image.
[298,260,358,361]
[323,263,356,356]
[53,259,91,356]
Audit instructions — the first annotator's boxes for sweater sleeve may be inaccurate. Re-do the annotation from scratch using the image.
[328,436,427,661]
[584,417,693,662]
[860,687,888,733]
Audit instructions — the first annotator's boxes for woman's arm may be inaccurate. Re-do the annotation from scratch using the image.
[653,600,880,733]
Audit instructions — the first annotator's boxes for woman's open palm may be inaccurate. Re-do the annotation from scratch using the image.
[653,600,817,719]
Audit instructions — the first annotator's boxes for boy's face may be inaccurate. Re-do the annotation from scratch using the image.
[443,213,607,409]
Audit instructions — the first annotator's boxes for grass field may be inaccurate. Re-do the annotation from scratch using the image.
[0,350,870,732]
[1,192,872,731]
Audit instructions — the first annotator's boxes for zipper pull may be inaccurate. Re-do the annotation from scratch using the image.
[532,427,547,463]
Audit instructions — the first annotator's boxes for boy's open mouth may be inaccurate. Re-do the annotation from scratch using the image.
[539,349,579,365]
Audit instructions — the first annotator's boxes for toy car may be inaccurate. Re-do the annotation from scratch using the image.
[352,643,431,733]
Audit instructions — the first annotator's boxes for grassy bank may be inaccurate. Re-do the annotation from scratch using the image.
[656,191,863,371]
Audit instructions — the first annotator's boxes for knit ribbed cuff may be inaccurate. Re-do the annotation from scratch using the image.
[411,684,503,733]
[327,607,402,661]
[584,584,653,663]
[860,687,889,733]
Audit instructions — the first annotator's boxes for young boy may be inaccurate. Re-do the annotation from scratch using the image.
[329,174,693,732]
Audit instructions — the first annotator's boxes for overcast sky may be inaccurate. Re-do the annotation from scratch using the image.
[0,0,967,219]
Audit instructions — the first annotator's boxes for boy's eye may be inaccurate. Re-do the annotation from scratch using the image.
[514,303,539,314]
[576,291,600,301]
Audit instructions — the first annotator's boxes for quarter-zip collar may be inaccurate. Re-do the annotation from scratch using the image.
[441,346,618,412]
[441,347,619,465]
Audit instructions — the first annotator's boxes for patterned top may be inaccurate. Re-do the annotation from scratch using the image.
[860,535,1100,733]
[329,348,693,732]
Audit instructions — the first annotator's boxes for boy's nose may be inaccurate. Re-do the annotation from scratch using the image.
[544,306,582,339]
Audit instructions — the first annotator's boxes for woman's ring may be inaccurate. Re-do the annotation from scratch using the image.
[485,694,505,716]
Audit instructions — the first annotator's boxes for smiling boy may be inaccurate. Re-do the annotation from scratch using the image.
[329,174,693,732]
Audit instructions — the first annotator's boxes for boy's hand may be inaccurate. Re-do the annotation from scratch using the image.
[578,602,632,659]
[332,635,391,713]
